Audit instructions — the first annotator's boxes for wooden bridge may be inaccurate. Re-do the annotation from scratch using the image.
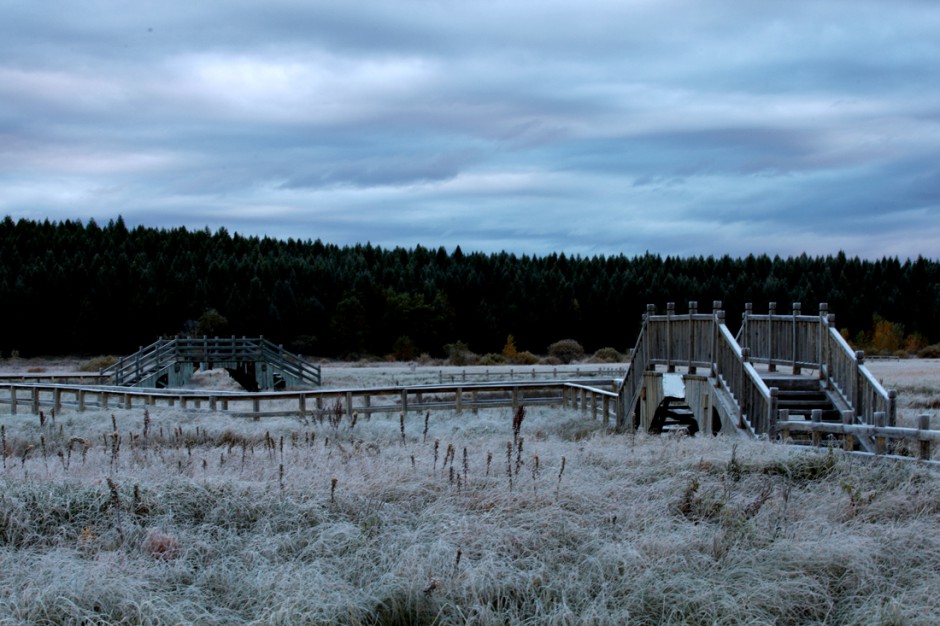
[1,304,936,462]
[620,301,904,455]
[100,336,321,390]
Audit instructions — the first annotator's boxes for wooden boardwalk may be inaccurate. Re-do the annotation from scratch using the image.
[1,303,936,463]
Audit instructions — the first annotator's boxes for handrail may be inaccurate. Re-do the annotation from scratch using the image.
[712,320,773,436]
[617,309,652,428]
[821,318,896,427]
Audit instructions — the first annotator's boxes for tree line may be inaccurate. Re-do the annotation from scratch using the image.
[1,216,938,359]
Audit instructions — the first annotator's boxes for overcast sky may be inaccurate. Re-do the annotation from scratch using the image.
[2,1,939,258]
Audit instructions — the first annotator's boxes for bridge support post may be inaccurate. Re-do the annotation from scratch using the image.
[640,370,663,432]
[688,301,697,374]
[10,386,17,415]
[455,388,463,415]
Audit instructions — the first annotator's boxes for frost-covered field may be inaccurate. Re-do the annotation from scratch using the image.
[1,361,939,624]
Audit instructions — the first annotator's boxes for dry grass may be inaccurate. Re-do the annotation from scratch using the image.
[2,397,940,624]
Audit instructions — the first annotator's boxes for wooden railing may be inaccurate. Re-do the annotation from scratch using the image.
[736,302,822,373]
[617,308,653,428]
[738,303,896,427]
[778,410,936,463]
[711,316,774,436]
[0,379,620,423]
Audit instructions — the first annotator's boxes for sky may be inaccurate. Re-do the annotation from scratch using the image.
[2,0,939,259]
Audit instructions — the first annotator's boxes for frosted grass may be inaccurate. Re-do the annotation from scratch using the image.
[2,396,940,624]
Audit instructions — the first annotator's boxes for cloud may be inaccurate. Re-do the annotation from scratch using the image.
[0,0,939,259]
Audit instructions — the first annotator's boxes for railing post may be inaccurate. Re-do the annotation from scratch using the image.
[811,408,822,447]
[818,303,829,381]
[917,415,932,461]
[767,387,778,440]
[711,301,722,377]
[768,302,777,372]
[842,410,855,452]
[855,350,865,421]
[887,389,897,427]
[666,301,675,372]
[645,304,655,371]
[688,301,697,374]
[778,408,790,441]
[741,302,752,352]
[874,411,886,455]
[792,302,802,375]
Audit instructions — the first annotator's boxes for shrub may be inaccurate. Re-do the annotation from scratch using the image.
[919,344,940,358]
[392,336,416,361]
[516,351,540,365]
[590,347,623,363]
[479,353,506,365]
[444,341,477,366]
[547,339,585,364]
[78,356,119,372]
[540,355,562,366]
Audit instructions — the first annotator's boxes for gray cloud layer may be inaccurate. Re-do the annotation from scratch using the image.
[2,0,939,257]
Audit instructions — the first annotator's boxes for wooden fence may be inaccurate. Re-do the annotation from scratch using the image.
[1,379,621,423]
[778,410,937,463]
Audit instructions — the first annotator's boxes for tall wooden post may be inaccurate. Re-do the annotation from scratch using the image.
[768,302,777,372]
[666,302,675,372]
[741,302,752,353]
[818,303,829,381]
[688,301,698,374]
[792,302,802,375]
[710,301,723,377]
[855,350,865,422]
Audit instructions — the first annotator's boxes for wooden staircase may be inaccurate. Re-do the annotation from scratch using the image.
[618,302,896,442]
